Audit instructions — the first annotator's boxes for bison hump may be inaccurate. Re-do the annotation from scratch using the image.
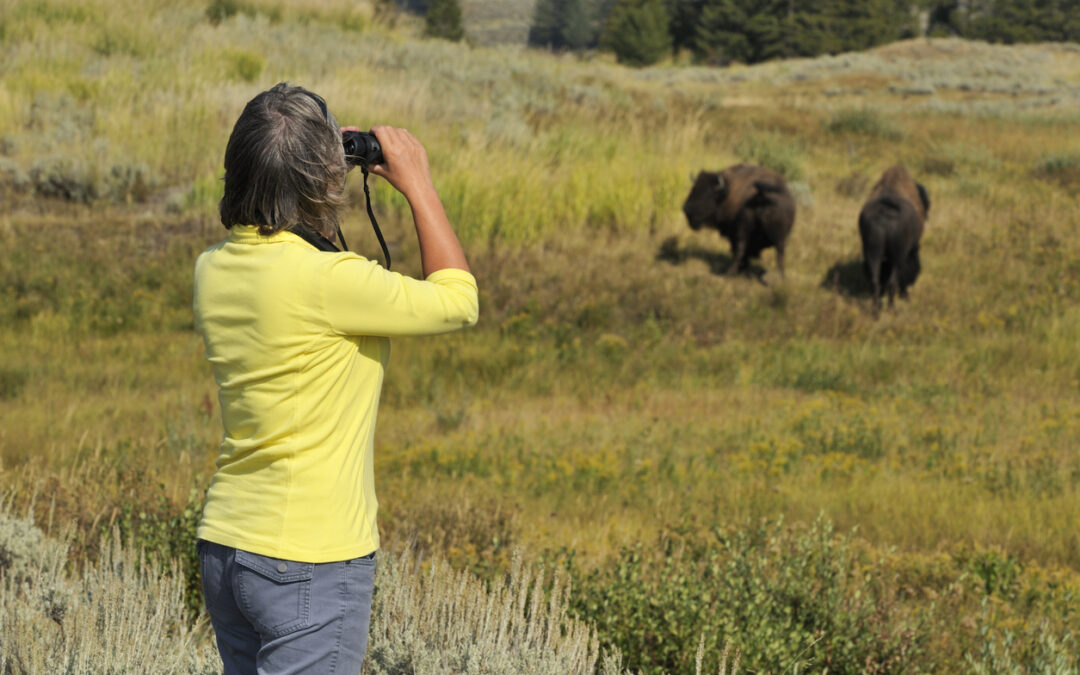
[874,195,905,211]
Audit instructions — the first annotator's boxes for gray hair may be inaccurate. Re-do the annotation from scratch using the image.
[219,82,347,239]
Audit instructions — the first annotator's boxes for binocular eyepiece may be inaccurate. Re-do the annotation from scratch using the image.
[343,130,384,168]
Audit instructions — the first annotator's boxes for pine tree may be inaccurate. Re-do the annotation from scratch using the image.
[695,0,917,64]
[666,0,708,53]
[562,0,595,50]
[528,0,563,47]
[968,0,1072,43]
[821,0,916,53]
[696,0,790,64]
[424,0,465,42]
[602,0,673,66]
[529,0,600,51]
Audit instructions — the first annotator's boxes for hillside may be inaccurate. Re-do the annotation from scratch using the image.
[1,0,1080,670]
[462,0,535,46]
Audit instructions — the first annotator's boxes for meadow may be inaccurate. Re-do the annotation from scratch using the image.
[2,0,1080,671]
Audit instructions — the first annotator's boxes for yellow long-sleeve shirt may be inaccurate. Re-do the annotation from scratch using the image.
[193,225,478,562]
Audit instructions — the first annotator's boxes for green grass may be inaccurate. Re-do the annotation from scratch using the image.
[2,1,1080,671]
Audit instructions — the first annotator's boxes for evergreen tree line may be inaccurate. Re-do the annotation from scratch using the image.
[526,0,1080,66]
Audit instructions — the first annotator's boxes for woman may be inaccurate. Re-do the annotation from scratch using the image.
[193,82,478,674]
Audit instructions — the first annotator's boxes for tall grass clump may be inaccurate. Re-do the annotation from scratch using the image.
[366,548,622,674]
[0,506,218,674]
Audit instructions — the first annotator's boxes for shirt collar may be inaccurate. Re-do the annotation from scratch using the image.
[229,225,314,249]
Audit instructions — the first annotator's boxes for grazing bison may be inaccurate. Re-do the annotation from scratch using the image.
[682,164,796,278]
[858,165,930,310]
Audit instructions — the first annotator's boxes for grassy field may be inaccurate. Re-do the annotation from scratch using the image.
[2,0,1080,671]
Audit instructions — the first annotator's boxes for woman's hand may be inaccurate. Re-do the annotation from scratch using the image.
[360,126,468,276]
[366,126,436,202]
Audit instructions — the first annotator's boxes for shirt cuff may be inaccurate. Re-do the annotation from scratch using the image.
[425,268,477,288]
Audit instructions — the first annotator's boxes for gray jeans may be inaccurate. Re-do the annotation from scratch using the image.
[198,539,376,675]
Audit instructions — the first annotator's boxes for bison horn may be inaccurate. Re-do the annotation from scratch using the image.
[714,174,726,192]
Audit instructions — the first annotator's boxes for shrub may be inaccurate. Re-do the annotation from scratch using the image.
[107,485,206,619]
[0,367,28,401]
[222,47,265,83]
[0,510,217,673]
[424,0,466,42]
[601,0,672,67]
[366,549,621,674]
[205,0,245,24]
[103,162,155,203]
[0,510,62,586]
[1033,154,1080,193]
[0,158,30,198]
[91,23,151,58]
[824,108,903,141]
[966,615,1080,673]
[567,516,927,673]
[29,156,100,203]
[734,134,804,181]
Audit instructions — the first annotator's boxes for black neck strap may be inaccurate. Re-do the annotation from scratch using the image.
[289,223,341,252]
[361,166,391,269]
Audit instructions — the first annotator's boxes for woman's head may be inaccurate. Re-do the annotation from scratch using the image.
[220,83,347,239]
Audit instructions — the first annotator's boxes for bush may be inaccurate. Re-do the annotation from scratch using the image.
[26,157,156,204]
[221,48,265,83]
[206,0,247,24]
[967,615,1080,673]
[366,549,622,674]
[1033,154,1080,193]
[424,0,466,42]
[29,156,100,203]
[0,367,28,401]
[825,108,903,141]
[601,0,672,67]
[103,162,155,203]
[0,510,217,673]
[734,134,804,181]
[0,158,31,198]
[566,516,927,673]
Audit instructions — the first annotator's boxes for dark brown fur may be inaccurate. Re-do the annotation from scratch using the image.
[682,164,796,278]
[859,165,930,311]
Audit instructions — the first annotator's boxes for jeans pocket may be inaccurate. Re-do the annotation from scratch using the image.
[234,549,315,639]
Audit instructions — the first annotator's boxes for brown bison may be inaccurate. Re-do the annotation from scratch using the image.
[682,164,796,278]
[858,165,930,310]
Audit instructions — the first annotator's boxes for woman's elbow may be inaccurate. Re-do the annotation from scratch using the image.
[458,293,479,328]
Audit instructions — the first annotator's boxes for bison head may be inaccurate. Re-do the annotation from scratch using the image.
[683,171,729,231]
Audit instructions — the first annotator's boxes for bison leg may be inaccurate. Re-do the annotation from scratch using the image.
[728,238,746,277]
[899,245,920,299]
[885,265,899,308]
[863,256,883,313]
[775,242,786,279]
